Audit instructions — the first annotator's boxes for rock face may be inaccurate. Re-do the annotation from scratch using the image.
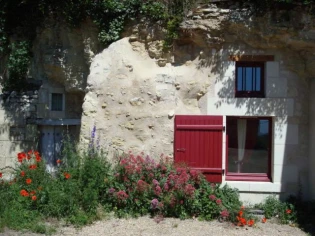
[31,18,101,92]
[177,2,315,78]
[80,38,210,158]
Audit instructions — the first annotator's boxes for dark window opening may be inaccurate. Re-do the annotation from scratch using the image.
[51,93,63,111]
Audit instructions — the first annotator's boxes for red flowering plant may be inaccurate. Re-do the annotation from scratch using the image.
[15,150,48,205]
[234,206,256,227]
[106,153,199,217]
[105,152,242,220]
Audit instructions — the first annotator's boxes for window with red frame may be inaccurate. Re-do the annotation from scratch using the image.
[226,117,272,181]
[235,61,265,98]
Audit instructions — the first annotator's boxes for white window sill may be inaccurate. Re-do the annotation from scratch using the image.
[223,181,283,193]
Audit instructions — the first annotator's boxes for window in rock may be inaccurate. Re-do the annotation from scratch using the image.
[235,61,265,98]
[226,117,272,181]
[51,93,63,111]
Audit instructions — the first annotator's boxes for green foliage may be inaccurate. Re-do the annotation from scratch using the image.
[4,41,31,92]
[163,16,182,50]
[255,195,297,224]
[0,127,305,233]
[101,153,242,220]
[80,151,112,214]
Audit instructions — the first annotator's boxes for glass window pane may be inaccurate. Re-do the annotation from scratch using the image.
[227,117,270,174]
[237,67,243,91]
[245,67,253,91]
[255,67,261,91]
[236,63,264,95]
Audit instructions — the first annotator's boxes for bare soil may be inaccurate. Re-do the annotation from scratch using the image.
[0,216,309,236]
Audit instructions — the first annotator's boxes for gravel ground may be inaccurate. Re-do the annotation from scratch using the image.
[1,216,309,236]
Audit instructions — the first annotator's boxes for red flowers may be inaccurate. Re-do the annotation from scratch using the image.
[31,195,37,201]
[236,207,255,227]
[20,171,25,177]
[286,209,292,214]
[247,219,254,226]
[262,217,267,223]
[26,178,32,185]
[35,155,41,162]
[63,172,71,179]
[29,165,37,170]
[0,172,2,178]
[56,159,61,164]
[18,151,41,163]
[17,152,27,162]
[20,189,29,197]
[27,151,32,160]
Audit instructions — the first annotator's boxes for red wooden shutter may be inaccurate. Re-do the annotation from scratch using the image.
[174,115,224,183]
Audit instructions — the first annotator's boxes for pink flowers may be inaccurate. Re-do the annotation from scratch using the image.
[152,179,159,186]
[216,199,222,205]
[137,180,149,192]
[108,188,115,194]
[209,194,221,204]
[154,185,162,196]
[184,184,195,196]
[116,190,128,201]
[151,198,159,209]
[220,209,229,217]
[163,183,169,191]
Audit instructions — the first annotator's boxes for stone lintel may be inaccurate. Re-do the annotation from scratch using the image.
[229,55,275,62]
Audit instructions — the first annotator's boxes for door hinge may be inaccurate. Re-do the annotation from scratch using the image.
[222,169,225,175]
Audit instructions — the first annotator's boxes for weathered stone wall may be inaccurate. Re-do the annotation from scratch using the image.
[0,18,99,176]
[0,91,39,174]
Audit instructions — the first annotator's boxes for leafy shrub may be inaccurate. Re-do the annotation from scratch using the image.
[256,195,297,224]
[103,153,242,220]
[0,139,245,232]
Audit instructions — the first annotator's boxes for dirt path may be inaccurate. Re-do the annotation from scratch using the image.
[1,216,309,236]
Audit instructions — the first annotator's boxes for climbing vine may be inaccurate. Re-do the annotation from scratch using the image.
[5,41,31,92]
[0,0,314,91]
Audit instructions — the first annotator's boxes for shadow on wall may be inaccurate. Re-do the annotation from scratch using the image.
[172,39,309,200]
[0,91,39,171]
